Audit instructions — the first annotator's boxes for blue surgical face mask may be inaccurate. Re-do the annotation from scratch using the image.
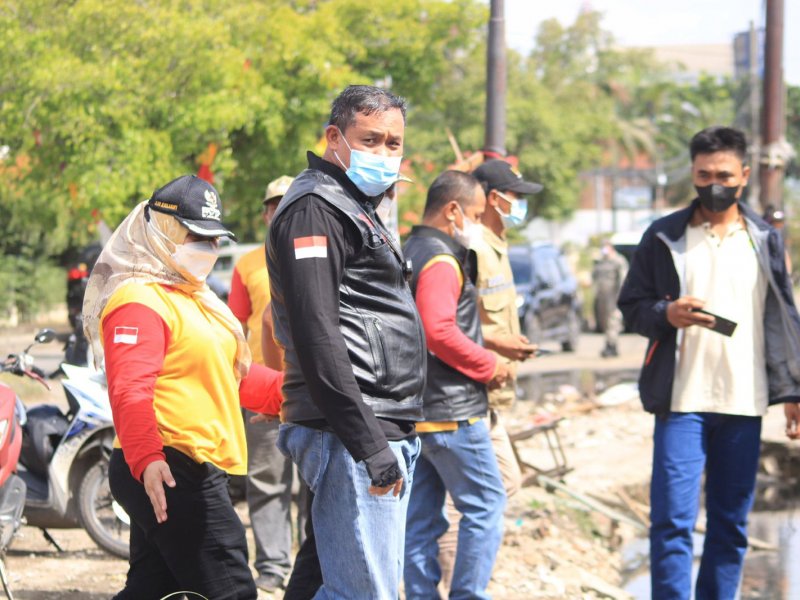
[495,191,528,228]
[334,128,402,197]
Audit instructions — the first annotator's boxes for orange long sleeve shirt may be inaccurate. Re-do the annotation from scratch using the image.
[101,283,283,480]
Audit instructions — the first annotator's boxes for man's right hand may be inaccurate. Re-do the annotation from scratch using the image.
[369,477,403,497]
[364,448,403,496]
[488,361,512,390]
[142,460,176,524]
[666,296,715,329]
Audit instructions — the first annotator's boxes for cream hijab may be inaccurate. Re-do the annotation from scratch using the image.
[83,200,251,379]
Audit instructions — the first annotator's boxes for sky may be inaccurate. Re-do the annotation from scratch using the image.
[499,0,800,86]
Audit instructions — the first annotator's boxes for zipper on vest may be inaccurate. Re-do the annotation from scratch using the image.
[365,318,388,386]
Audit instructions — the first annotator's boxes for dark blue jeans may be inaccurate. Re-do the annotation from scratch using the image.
[404,419,506,600]
[650,412,762,600]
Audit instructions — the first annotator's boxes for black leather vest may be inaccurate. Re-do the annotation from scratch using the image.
[268,168,426,423]
[403,226,488,421]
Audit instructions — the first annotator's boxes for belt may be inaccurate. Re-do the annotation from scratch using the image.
[415,417,482,433]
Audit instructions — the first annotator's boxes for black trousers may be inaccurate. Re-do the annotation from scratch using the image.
[109,448,257,600]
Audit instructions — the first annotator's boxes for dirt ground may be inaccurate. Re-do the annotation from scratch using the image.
[0,327,790,599]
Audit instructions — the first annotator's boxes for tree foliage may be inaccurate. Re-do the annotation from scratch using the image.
[2,1,797,319]
[0,0,485,260]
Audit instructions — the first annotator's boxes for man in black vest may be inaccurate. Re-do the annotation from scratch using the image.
[267,85,426,599]
[403,170,509,599]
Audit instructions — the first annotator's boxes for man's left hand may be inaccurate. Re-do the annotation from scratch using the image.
[490,334,537,361]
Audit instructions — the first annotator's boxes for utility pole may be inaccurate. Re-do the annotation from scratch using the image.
[760,0,785,212]
[748,20,760,206]
[484,0,506,158]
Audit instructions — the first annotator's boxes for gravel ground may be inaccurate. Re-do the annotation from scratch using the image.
[2,326,788,599]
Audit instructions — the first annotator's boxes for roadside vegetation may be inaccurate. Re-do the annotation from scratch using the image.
[1,0,798,321]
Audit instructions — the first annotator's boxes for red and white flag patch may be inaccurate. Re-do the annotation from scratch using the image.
[114,326,139,345]
[294,236,328,260]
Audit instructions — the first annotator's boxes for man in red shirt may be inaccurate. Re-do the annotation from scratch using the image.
[402,170,509,599]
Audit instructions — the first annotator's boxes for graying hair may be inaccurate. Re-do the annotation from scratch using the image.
[328,85,407,133]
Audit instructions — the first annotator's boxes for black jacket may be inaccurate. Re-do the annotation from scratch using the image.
[404,226,489,421]
[618,199,800,415]
[268,160,426,429]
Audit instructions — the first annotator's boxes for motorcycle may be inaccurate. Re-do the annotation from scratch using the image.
[0,350,27,599]
[3,329,130,560]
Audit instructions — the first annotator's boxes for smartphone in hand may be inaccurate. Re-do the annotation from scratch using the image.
[690,308,737,337]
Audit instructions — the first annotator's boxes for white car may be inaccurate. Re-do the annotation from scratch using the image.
[208,240,262,300]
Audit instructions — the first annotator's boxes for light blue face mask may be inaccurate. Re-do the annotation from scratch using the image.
[334,128,402,197]
[495,191,528,228]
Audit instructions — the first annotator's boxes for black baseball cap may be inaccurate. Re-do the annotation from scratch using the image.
[148,175,237,241]
[473,159,543,195]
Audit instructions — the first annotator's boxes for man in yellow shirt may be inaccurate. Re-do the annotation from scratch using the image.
[228,175,303,593]
[472,159,542,494]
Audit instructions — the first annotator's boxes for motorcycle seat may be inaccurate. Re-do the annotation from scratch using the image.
[20,405,69,477]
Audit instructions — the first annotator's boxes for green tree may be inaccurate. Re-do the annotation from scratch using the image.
[0,0,488,317]
[0,0,489,253]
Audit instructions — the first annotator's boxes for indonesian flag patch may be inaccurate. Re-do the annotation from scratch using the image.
[114,326,139,345]
[294,235,328,260]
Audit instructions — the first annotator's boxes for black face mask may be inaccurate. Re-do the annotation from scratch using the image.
[695,183,739,212]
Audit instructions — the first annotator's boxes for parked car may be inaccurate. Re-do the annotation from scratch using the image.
[508,242,582,352]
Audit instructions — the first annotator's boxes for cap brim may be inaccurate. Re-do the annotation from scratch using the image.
[506,180,543,195]
[178,218,237,242]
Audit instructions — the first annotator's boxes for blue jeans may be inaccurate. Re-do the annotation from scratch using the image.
[277,423,420,600]
[650,412,762,600]
[404,419,506,600]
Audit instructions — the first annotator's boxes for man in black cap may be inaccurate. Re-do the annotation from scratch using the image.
[471,158,542,486]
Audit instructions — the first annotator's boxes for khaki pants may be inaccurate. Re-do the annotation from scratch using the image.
[437,410,522,593]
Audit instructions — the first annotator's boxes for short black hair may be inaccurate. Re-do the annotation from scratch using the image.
[423,171,481,218]
[328,85,407,133]
[689,126,748,162]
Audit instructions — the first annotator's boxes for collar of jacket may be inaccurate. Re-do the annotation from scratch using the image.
[656,198,771,242]
[307,151,384,208]
[481,224,508,255]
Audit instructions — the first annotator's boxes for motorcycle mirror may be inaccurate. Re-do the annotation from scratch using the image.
[34,328,57,344]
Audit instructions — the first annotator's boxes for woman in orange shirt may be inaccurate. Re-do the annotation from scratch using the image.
[84,175,283,600]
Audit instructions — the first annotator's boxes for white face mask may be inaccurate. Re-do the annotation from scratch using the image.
[173,241,219,281]
[453,206,483,249]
